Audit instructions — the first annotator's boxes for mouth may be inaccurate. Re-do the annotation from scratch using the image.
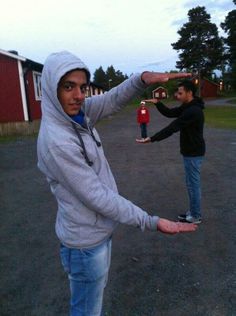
[70,103,81,109]
[67,103,82,115]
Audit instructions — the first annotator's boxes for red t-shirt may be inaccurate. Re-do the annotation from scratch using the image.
[137,105,150,123]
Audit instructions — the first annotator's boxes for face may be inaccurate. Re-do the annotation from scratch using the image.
[176,86,193,104]
[57,70,88,116]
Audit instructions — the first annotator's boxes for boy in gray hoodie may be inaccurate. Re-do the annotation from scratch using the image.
[37,51,196,316]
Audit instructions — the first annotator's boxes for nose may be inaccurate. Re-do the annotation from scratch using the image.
[73,87,84,100]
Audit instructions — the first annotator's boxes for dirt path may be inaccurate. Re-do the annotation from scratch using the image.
[1,105,236,316]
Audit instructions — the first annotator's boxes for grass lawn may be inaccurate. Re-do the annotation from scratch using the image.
[205,106,236,129]
[0,133,37,144]
[1,104,236,144]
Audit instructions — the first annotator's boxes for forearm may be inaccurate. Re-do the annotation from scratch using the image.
[85,74,146,125]
[150,121,180,142]
[150,128,173,142]
[155,102,181,118]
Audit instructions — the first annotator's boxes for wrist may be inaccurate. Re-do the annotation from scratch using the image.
[150,136,156,143]
[141,71,150,85]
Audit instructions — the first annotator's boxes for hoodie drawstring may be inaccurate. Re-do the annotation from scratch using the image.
[72,122,94,166]
[72,122,101,166]
[88,125,101,147]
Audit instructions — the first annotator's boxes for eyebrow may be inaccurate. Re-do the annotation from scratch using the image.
[60,81,87,87]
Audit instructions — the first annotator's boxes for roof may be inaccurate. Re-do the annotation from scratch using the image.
[0,48,43,71]
[202,77,219,87]
[191,75,219,87]
[152,86,167,92]
[0,48,26,61]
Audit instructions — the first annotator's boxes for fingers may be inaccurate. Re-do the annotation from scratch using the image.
[170,222,198,233]
[157,218,198,234]
[142,99,158,104]
[177,222,198,232]
[155,73,192,83]
[167,73,192,79]
[141,71,192,85]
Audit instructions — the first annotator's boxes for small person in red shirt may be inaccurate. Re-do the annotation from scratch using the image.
[137,101,150,139]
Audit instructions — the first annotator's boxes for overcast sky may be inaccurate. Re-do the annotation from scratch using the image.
[0,0,234,77]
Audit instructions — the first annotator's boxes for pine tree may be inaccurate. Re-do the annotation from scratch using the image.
[93,65,128,90]
[93,66,108,90]
[106,65,117,89]
[221,0,236,88]
[172,6,224,78]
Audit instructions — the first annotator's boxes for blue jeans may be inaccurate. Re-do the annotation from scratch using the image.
[60,238,112,316]
[140,123,147,138]
[183,156,204,218]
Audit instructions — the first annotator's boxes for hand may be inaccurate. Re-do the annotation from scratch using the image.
[141,71,192,85]
[157,218,197,235]
[142,98,159,104]
[136,137,151,144]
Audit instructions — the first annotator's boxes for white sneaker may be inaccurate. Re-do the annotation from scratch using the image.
[178,211,191,220]
[185,215,202,224]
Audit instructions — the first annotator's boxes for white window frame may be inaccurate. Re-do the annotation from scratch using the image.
[32,71,42,101]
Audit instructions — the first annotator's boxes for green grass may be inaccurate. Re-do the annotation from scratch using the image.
[1,104,235,144]
[0,133,37,144]
[218,90,236,98]
[205,106,236,129]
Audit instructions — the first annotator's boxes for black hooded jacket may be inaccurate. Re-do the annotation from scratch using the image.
[150,97,205,157]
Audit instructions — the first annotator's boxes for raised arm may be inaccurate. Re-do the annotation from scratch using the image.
[84,72,192,126]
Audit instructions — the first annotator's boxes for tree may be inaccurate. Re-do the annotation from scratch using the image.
[93,66,108,90]
[106,65,117,89]
[114,69,128,86]
[93,65,128,90]
[172,6,224,78]
[221,0,236,88]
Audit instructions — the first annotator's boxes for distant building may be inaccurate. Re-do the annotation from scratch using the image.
[86,83,104,97]
[192,77,220,98]
[152,86,168,99]
[0,49,43,124]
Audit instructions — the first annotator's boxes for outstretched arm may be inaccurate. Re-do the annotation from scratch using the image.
[142,98,183,118]
[86,71,191,126]
[141,72,192,85]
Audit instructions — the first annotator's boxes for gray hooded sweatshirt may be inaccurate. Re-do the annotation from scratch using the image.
[37,51,159,249]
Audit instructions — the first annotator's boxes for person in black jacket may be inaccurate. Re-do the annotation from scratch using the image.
[136,80,205,224]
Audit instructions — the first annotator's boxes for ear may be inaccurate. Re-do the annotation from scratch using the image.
[187,90,193,97]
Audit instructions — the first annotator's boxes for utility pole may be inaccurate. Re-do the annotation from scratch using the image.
[197,65,201,97]
[108,79,112,90]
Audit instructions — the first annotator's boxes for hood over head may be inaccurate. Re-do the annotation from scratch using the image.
[40,51,91,123]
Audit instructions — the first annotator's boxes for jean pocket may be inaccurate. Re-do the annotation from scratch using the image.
[60,244,71,273]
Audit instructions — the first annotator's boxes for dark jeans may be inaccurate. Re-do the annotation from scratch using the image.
[140,123,147,138]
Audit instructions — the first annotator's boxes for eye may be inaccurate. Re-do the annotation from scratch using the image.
[63,83,73,91]
[80,85,88,94]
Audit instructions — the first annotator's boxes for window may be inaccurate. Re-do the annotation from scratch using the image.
[33,71,42,100]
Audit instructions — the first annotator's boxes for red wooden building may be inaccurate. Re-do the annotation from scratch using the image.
[0,49,43,124]
[152,86,168,99]
[193,77,220,98]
